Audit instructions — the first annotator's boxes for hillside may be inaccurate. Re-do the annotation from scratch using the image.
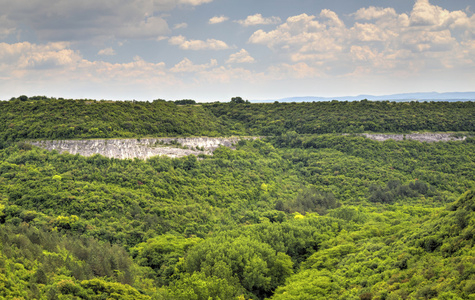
[1,97,475,145]
[0,97,232,143]
[1,97,475,299]
[207,101,475,135]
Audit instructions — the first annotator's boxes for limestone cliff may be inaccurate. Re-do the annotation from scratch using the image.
[30,137,248,159]
[29,133,466,160]
[362,133,466,142]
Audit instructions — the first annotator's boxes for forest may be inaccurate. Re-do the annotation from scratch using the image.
[1,96,475,299]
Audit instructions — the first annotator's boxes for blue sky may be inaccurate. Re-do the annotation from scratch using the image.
[0,0,474,101]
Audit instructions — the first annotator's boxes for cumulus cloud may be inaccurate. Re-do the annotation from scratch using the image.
[400,30,456,52]
[267,62,323,80]
[237,14,281,26]
[209,16,229,24]
[171,58,218,72]
[179,0,213,5]
[0,0,214,42]
[98,48,116,56]
[249,12,345,58]
[0,42,81,71]
[409,0,470,29]
[226,49,255,64]
[168,35,230,50]
[248,0,475,77]
[354,7,398,20]
[0,41,254,88]
[0,40,180,96]
[1,0,474,98]
[351,23,397,42]
[174,22,188,29]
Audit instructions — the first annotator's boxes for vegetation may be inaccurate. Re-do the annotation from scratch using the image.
[207,100,475,135]
[0,97,229,142]
[1,96,475,143]
[0,96,475,299]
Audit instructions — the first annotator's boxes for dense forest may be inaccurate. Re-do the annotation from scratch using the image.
[1,96,475,143]
[1,96,475,299]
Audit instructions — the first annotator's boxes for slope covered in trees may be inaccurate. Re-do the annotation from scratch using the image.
[0,97,230,142]
[1,97,475,299]
[207,100,475,135]
[1,96,475,143]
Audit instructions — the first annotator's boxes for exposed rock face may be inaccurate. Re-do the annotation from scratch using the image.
[362,133,466,142]
[30,133,467,160]
[30,137,249,159]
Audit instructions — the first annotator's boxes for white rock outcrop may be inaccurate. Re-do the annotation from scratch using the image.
[362,133,466,142]
[30,137,248,159]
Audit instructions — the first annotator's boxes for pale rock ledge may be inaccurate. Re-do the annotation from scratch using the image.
[30,137,251,159]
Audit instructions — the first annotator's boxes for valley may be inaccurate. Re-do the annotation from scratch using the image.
[0,97,474,299]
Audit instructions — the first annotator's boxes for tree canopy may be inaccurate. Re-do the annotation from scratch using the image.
[0,96,474,299]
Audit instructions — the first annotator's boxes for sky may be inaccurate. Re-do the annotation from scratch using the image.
[0,0,474,102]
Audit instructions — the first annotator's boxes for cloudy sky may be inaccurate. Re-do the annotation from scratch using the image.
[1,0,474,101]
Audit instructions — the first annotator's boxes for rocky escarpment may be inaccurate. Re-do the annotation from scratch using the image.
[361,133,467,142]
[30,137,249,159]
[29,133,468,160]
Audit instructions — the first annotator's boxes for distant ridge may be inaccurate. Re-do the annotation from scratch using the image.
[254,92,475,103]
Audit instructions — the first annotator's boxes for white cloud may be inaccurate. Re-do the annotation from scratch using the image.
[351,23,397,42]
[178,0,213,5]
[354,7,397,20]
[0,42,81,71]
[195,65,260,84]
[248,1,475,78]
[79,57,169,81]
[209,16,229,24]
[171,58,218,72]
[237,14,281,26]
[98,48,116,56]
[248,12,345,60]
[0,0,214,42]
[409,0,470,30]
[0,41,182,97]
[174,22,188,29]
[400,30,456,52]
[268,62,323,80]
[226,49,255,64]
[1,1,474,99]
[168,35,230,50]
[320,9,344,28]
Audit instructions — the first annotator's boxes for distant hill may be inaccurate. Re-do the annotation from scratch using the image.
[256,92,475,103]
[1,96,475,143]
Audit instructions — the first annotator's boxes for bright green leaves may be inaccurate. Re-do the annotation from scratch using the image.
[242,255,271,292]
[131,234,202,285]
[271,269,340,300]
[182,235,293,299]
[166,271,244,300]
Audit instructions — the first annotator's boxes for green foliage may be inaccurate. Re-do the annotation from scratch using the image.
[165,271,244,300]
[131,234,202,285]
[0,98,233,142]
[0,223,146,299]
[230,96,247,104]
[2,98,475,142]
[280,186,340,215]
[207,100,475,135]
[368,180,436,204]
[269,190,475,299]
[1,98,475,299]
[174,99,196,105]
[181,235,293,299]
